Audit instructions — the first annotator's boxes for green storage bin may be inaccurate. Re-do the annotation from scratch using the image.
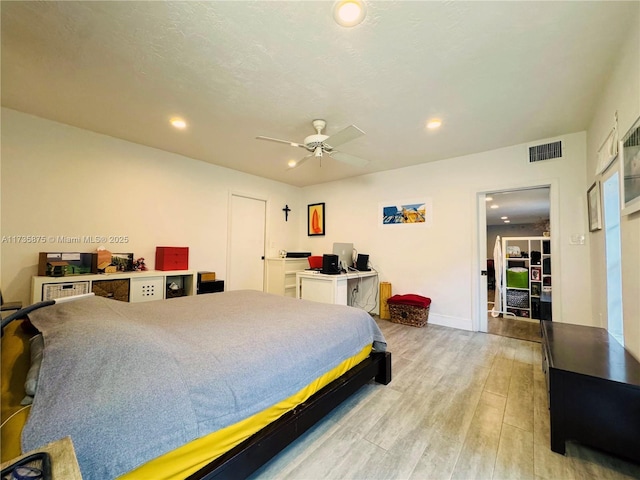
[506,267,529,288]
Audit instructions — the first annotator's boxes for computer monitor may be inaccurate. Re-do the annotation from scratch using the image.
[332,243,354,270]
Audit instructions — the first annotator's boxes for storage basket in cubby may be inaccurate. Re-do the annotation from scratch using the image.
[506,267,529,288]
[92,279,130,302]
[506,289,529,309]
[387,294,431,327]
[166,287,184,298]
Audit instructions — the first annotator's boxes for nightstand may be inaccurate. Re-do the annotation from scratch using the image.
[0,436,82,479]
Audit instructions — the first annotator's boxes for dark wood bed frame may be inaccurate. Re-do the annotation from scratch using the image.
[188,350,392,480]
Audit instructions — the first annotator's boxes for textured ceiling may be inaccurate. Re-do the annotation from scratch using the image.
[1,1,637,188]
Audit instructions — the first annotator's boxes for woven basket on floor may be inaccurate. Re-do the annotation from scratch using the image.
[389,303,430,327]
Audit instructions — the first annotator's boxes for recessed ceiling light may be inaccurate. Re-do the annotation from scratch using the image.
[170,117,187,129]
[490,204,499,209]
[504,220,511,223]
[287,159,297,168]
[333,0,366,27]
[426,119,442,129]
[501,216,508,220]
[485,196,493,202]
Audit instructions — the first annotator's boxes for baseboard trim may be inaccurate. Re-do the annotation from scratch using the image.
[428,313,472,331]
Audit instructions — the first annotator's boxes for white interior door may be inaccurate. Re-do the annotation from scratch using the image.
[227,194,266,291]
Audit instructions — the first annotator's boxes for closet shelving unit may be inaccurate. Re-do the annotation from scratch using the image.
[502,236,551,321]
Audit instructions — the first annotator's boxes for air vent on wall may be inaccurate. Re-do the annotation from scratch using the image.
[529,141,562,163]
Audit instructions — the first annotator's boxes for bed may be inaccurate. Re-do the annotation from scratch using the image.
[1,290,390,479]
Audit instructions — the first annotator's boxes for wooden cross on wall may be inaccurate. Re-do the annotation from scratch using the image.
[283,204,291,221]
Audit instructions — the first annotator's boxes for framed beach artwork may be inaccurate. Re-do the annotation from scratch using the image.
[620,116,640,216]
[308,202,325,236]
[379,198,432,228]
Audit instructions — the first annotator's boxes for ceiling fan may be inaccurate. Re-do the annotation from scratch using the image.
[256,119,368,169]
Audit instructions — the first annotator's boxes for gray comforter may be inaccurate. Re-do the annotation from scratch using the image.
[22,290,386,479]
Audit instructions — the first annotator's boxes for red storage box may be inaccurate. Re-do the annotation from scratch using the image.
[155,247,189,271]
[308,256,323,269]
[387,294,431,327]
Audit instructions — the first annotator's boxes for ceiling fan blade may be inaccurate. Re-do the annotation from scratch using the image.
[256,136,305,148]
[329,150,369,167]
[324,125,365,148]
[286,154,313,170]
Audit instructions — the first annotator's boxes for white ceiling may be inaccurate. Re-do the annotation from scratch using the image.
[1,1,636,190]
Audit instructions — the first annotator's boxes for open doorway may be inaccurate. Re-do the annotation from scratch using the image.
[484,187,550,342]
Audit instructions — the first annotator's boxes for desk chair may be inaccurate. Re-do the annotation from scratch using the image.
[1,289,22,314]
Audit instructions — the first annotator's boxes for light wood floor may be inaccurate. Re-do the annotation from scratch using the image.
[487,289,541,343]
[487,314,541,344]
[250,320,640,479]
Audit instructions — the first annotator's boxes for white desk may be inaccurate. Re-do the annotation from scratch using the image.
[296,270,379,314]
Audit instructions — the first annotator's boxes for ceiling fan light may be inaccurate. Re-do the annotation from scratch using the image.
[333,0,366,27]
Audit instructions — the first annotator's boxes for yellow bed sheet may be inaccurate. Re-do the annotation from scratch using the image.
[1,319,371,478]
[1,321,33,462]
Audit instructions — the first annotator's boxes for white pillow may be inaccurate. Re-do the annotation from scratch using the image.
[24,334,44,396]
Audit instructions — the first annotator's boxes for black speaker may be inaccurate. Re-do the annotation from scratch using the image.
[321,254,340,274]
[355,254,370,271]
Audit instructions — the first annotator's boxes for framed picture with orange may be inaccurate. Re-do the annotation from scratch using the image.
[308,203,325,236]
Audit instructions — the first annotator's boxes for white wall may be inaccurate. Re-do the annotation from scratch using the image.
[1,108,303,305]
[300,132,590,331]
[586,5,640,361]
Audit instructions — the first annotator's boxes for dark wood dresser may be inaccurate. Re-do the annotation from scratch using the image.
[541,320,640,463]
